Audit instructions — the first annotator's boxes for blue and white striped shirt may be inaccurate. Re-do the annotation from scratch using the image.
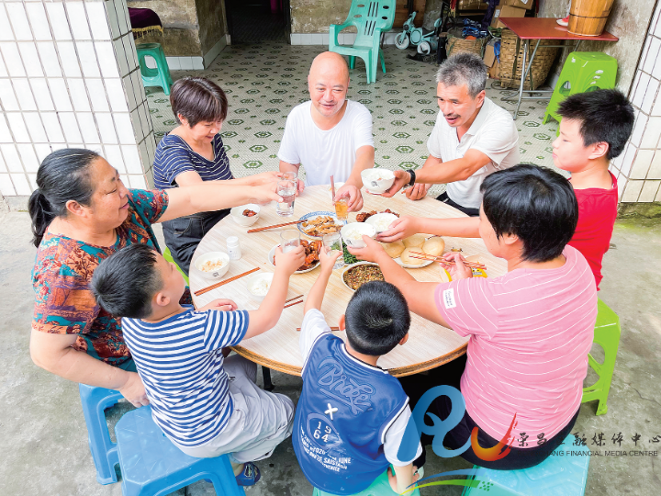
[153,133,233,190]
[122,306,249,447]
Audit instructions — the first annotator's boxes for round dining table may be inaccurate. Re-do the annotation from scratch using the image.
[190,184,507,377]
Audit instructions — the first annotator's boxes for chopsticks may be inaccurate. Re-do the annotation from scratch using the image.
[194,267,260,296]
[284,294,304,304]
[330,175,336,202]
[409,251,487,270]
[247,219,304,233]
[284,295,304,309]
[296,326,341,332]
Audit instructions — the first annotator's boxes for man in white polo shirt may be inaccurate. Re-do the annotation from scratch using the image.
[278,51,374,211]
[382,53,519,216]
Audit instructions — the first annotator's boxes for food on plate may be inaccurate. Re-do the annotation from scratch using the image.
[343,264,385,291]
[200,258,227,272]
[355,209,399,223]
[403,234,425,248]
[273,239,322,271]
[400,247,425,266]
[343,241,358,265]
[301,216,339,237]
[248,276,271,296]
[422,237,445,257]
[381,240,406,259]
[242,209,257,217]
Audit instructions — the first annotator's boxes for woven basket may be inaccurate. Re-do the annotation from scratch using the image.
[446,33,487,59]
[498,29,559,90]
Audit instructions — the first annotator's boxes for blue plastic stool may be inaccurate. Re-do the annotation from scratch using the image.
[115,406,245,496]
[136,42,173,95]
[79,384,124,484]
[461,434,590,496]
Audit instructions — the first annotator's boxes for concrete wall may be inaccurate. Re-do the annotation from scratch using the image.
[290,0,354,33]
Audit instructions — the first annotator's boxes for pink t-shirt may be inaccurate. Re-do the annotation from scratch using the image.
[435,246,597,445]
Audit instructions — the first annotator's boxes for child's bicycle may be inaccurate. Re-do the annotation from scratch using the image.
[394,2,451,55]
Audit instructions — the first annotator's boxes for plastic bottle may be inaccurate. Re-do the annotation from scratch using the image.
[227,236,241,260]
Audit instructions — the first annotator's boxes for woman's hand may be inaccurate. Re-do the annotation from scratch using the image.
[248,182,284,206]
[440,252,472,280]
[377,216,419,243]
[335,184,363,211]
[200,299,238,312]
[347,235,385,263]
[118,371,150,408]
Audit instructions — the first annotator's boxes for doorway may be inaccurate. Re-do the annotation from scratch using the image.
[225,0,290,44]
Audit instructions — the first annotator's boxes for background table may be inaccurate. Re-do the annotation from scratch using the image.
[190,185,507,377]
[498,17,618,120]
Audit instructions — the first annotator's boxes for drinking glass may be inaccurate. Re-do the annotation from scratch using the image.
[276,179,296,217]
[323,232,345,269]
[280,229,300,253]
[334,196,349,223]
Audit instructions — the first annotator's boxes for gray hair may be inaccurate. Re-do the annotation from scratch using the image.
[436,53,487,98]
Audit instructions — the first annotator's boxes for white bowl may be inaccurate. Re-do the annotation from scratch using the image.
[361,168,395,194]
[230,204,261,227]
[340,222,377,249]
[341,262,383,292]
[193,251,230,280]
[327,182,345,200]
[246,272,274,302]
[365,212,399,233]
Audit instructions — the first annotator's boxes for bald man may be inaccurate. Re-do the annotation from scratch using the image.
[278,52,374,211]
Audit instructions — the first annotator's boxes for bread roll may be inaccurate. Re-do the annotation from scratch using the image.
[400,247,425,266]
[422,237,445,257]
[381,241,405,258]
[403,234,425,248]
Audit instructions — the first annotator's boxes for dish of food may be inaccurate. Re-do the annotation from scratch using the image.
[365,213,399,233]
[360,168,396,194]
[340,222,377,248]
[242,209,257,217]
[355,209,399,223]
[246,273,274,302]
[193,251,231,279]
[200,258,227,272]
[386,235,446,269]
[342,263,385,291]
[268,239,322,273]
[297,211,340,238]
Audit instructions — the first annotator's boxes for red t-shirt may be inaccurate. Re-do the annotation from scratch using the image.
[568,173,618,290]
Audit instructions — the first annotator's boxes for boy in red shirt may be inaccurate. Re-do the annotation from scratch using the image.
[378,89,634,290]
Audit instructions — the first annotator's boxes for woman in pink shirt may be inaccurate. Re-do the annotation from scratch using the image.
[350,164,597,470]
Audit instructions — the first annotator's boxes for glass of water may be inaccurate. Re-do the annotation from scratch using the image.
[280,229,300,253]
[322,232,345,269]
[276,179,296,217]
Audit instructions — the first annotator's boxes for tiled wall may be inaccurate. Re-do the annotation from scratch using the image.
[610,1,661,202]
[0,0,154,198]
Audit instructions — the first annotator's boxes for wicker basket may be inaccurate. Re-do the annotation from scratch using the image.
[446,33,487,59]
[498,29,559,90]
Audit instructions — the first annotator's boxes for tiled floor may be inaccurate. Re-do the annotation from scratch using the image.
[146,42,565,195]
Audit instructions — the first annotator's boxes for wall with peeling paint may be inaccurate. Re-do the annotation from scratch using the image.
[290,0,359,33]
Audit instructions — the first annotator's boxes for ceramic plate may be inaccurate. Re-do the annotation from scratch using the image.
[297,211,338,239]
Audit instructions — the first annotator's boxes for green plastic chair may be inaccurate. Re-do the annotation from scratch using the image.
[581,298,621,416]
[136,43,173,95]
[312,468,420,496]
[163,247,189,285]
[329,0,396,84]
[543,52,618,131]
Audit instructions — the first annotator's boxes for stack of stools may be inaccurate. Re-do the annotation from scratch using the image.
[136,43,173,95]
[543,52,618,131]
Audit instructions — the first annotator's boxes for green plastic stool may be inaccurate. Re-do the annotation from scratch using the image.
[543,52,618,130]
[136,43,173,95]
[163,247,189,285]
[312,468,420,496]
[329,0,396,84]
[581,298,620,416]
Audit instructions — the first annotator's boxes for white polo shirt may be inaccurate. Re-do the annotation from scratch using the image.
[427,97,519,209]
[277,100,374,186]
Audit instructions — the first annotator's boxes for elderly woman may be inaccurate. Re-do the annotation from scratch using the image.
[29,148,280,407]
[153,77,241,274]
[350,164,597,470]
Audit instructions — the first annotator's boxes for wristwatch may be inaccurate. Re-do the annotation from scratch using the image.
[406,169,416,187]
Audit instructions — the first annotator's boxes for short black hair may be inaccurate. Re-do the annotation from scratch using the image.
[91,244,162,319]
[480,164,578,263]
[170,77,228,127]
[345,281,411,356]
[557,89,634,160]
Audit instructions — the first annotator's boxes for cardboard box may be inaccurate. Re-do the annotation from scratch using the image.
[488,60,501,80]
[483,43,496,67]
[503,0,533,10]
[491,5,527,29]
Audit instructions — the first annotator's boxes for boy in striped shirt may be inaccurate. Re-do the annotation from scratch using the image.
[92,243,305,486]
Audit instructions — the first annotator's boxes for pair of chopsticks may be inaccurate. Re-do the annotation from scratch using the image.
[296,326,341,332]
[284,294,304,309]
[194,267,260,296]
[247,219,304,233]
[408,251,487,270]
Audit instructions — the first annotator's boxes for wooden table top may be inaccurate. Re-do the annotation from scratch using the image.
[499,17,619,41]
[190,185,507,377]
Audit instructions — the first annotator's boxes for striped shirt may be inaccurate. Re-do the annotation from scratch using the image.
[153,133,233,190]
[435,246,597,444]
[122,306,249,447]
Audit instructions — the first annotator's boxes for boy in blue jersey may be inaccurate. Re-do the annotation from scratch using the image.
[91,243,305,487]
[294,250,422,495]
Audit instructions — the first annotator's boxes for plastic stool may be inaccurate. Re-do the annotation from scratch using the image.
[582,298,621,416]
[79,384,124,485]
[115,406,245,496]
[461,434,590,496]
[163,247,189,284]
[136,43,173,95]
[543,52,618,128]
